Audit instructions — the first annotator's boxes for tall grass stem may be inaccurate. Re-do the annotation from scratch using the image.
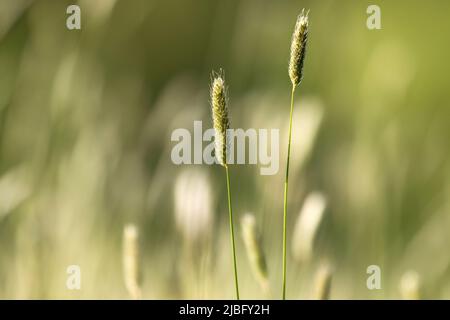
[282,85,296,299]
[225,165,239,299]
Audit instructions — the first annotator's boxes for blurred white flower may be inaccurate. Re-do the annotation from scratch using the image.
[291,192,327,262]
[174,169,213,242]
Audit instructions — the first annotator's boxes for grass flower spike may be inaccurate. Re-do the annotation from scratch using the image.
[289,9,309,87]
[210,71,239,299]
[211,74,230,167]
[241,214,270,296]
[283,9,309,300]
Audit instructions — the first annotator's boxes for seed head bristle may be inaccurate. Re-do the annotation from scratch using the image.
[241,214,269,293]
[210,72,230,166]
[123,224,142,299]
[289,9,309,87]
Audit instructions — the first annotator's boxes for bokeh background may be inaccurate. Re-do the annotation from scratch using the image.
[0,0,449,299]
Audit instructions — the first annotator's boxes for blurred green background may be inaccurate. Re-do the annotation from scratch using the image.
[0,0,449,299]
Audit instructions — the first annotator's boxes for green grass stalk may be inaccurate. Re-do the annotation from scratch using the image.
[225,165,239,299]
[211,73,239,299]
[283,9,309,299]
[282,85,296,299]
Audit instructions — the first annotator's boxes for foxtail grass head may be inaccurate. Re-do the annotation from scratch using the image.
[241,214,269,294]
[210,72,230,167]
[289,9,309,87]
[122,224,142,299]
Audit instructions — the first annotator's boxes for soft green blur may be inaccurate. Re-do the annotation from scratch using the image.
[0,0,449,299]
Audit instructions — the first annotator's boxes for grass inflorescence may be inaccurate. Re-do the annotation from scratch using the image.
[210,71,240,299]
[283,8,310,300]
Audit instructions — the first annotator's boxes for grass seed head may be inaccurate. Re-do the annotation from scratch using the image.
[241,214,269,292]
[289,9,309,87]
[210,71,230,167]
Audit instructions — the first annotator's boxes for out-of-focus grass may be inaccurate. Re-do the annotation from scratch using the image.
[0,0,449,299]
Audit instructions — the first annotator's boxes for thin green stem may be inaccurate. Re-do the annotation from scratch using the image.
[225,165,239,299]
[282,85,296,300]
